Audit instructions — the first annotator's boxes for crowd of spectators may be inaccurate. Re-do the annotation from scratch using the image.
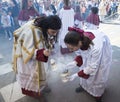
[0,0,119,40]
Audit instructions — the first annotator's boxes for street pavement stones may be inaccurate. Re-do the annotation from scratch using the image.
[0,63,13,76]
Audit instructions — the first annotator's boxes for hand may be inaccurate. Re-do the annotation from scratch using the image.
[43,49,51,57]
[78,70,90,79]
[65,61,77,69]
[29,16,34,20]
[67,73,78,81]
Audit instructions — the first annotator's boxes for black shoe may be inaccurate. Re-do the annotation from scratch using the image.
[75,86,84,93]
[41,86,51,94]
[95,97,102,102]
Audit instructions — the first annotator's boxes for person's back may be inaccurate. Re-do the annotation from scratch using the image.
[85,7,100,30]
[58,0,74,54]
[99,0,107,22]
[74,5,83,29]
[18,0,39,26]
[59,7,74,28]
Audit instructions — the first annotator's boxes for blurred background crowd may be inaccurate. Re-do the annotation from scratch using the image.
[0,0,120,40]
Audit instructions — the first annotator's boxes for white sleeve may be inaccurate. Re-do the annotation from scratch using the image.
[84,48,102,75]
[32,49,38,59]
[75,49,81,56]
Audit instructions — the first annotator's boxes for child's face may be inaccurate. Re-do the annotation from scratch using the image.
[65,41,82,52]
[47,29,59,36]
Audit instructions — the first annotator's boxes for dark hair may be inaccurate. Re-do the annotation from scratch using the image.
[64,31,83,46]
[34,15,61,30]
[22,0,28,9]
[64,31,93,50]
[64,0,70,6]
[91,7,99,14]
[75,5,81,13]
[34,15,62,48]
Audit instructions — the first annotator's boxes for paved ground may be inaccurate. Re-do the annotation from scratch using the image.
[0,23,120,102]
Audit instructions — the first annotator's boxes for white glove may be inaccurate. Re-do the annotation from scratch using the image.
[67,73,78,81]
[65,61,77,69]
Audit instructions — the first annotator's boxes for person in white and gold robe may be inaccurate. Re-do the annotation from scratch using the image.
[12,15,61,98]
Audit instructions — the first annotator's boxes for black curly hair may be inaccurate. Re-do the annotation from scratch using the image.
[91,7,99,14]
[34,15,62,48]
[34,15,61,30]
